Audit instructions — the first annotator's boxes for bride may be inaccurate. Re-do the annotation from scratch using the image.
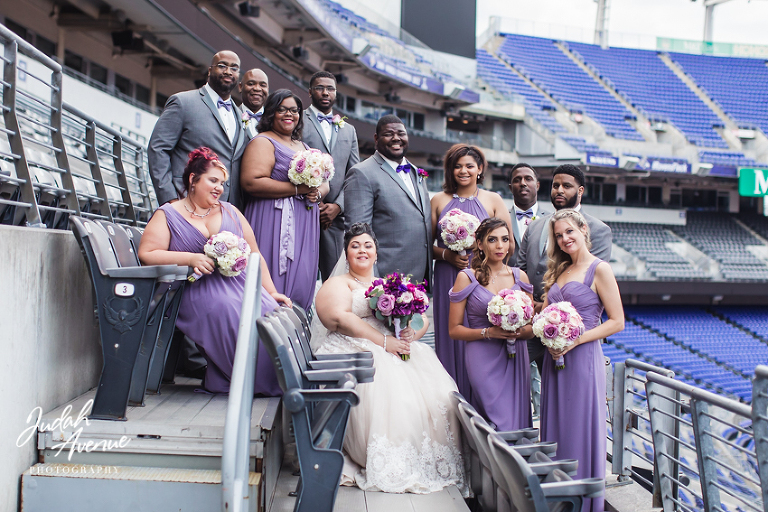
[313,222,466,495]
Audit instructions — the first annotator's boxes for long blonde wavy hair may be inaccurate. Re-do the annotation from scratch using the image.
[542,209,591,296]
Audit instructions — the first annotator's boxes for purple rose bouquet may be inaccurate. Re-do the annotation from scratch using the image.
[197,230,250,279]
[486,289,534,358]
[365,273,429,361]
[439,209,480,255]
[531,301,584,369]
[287,148,334,210]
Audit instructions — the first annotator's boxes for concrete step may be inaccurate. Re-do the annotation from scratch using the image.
[21,463,261,512]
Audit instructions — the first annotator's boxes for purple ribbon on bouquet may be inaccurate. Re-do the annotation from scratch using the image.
[506,339,516,359]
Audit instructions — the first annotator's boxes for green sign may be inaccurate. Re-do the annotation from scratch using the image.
[657,37,768,59]
[739,168,768,197]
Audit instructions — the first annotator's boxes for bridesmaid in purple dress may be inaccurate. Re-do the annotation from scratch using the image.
[533,209,624,512]
[240,90,328,311]
[448,218,533,431]
[139,148,292,395]
[430,144,512,402]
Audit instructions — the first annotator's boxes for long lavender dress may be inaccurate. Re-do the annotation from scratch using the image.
[243,135,319,311]
[433,195,488,402]
[540,259,606,512]
[161,202,281,396]
[448,268,533,431]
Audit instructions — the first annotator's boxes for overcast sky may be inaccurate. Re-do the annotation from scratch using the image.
[476,0,768,46]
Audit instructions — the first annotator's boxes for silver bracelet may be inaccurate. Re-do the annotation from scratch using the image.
[480,327,488,339]
[383,334,387,351]
[442,248,447,260]
[318,191,322,202]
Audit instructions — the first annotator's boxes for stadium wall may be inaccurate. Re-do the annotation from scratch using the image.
[1,226,101,511]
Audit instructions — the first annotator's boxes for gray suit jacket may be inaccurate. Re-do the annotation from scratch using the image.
[510,203,549,264]
[344,151,432,285]
[302,109,360,280]
[516,210,612,302]
[148,87,247,209]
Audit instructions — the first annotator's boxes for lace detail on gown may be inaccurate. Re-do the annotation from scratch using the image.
[314,288,467,495]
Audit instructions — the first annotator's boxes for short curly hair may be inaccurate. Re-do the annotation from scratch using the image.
[183,147,228,191]
[344,222,379,254]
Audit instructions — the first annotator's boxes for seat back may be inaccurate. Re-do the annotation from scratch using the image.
[285,307,314,358]
[488,435,548,512]
[70,216,120,274]
[273,308,314,367]
[122,225,144,256]
[451,392,484,496]
[291,304,312,341]
[256,315,304,392]
[97,220,140,267]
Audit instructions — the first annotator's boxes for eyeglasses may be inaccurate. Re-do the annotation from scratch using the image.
[215,63,240,73]
[311,86,336,93]
[276,107,300,115]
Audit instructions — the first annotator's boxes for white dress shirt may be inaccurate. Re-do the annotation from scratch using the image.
[204,83,236,143]
[309,104,333,145]
[380,153,416,199]
[513,202,540,239]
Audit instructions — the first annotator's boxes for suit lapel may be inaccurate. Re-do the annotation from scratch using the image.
[305,110,331,153]
[539,218,549,256]
[199,88,231,142]
[511,215,522,248]
[374,152,421,211]
[232,103,245,154]
[329,118,339,151]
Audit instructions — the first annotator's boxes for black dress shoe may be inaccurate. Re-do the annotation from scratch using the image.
[183,366,207,380]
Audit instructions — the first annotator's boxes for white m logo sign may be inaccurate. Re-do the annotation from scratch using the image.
[755,169,768,196]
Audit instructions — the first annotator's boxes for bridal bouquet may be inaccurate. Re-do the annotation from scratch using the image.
[439,209,481,255]
[197,231,250,279]
[287,148,334,209]
[486,289,534,358]
[531,302,584,370]
[365,273,429,361]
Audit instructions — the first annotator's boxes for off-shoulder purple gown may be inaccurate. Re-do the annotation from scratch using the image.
[433,196,488,402]
[243,135,319,311]
[540,259,606,512]
[161,202,281,396]
[448,268,533,431]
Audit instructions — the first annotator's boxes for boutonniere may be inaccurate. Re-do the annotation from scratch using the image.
[241,111,250,127]
[417,168,428,183]
[332,114,347,131]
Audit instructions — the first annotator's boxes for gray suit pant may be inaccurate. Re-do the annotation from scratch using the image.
[319,215,345,282]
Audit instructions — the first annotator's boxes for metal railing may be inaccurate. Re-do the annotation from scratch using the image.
[221,253,263,512]
[611,359,768,512]
[0,23,156,229]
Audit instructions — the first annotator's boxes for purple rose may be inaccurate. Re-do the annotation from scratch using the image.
[456,226,468,240]
[567,327,580,341]
[491,313,502,326]
[232,256,247,273]
[295,158,306,173]
[523,305,534,318]
[543,324,559,339]
[444,233,457,244]
[214,241,229,256]
[507,311,519,325]
[560,311,569,322]
[238,239,249,252]
[377,294,396,316]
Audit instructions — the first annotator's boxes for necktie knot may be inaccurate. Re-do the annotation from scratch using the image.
[516,208,534,220]
[317,113,334,124]
[217,98,232,112]
[396,164,411,174]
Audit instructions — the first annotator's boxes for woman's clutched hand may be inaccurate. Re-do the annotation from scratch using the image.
[272,292,292,308]
[446,250,469,270]
[305,186,321,203]
[488,326,519,340]
[399,326,415,342]
[387,335,410,356]
[189,254,216,275]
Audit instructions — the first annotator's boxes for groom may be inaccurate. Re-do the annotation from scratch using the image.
[343,115,432,285]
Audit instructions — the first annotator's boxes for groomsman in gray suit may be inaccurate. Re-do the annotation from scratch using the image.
[517,164,612,407]
[344,115,431,284]
[148,50,247,210]
[238,68,269,140]
[508,163,548,264]
[302,71,360,280]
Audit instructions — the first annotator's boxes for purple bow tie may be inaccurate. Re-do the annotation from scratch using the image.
[396,164,411,173]
[317,113,334,124]
[516,208,534,220]
[217,98,232,112]
[248,111,262,122]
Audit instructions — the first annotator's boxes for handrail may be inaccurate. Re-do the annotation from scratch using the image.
[645,372,752,418]
[221,254,263,512]
[0,24,61,72]
[62,103,145,150]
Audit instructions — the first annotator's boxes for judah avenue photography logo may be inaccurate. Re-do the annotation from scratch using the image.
[16,399,130,460]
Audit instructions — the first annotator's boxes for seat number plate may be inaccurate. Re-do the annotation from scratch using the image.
[115,283,135,297]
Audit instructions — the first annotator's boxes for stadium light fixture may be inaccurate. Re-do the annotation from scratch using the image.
[696,163,713,176]
[238,1,260,17]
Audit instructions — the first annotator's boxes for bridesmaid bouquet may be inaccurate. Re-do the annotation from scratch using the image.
[531,302,585,370]
[199,231,250,278]
[486,289,535,359]
[365,272,430,361]
[287,148,334,210]
[439,209,481,255]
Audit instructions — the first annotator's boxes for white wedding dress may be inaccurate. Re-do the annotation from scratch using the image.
[313,286,467,495]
